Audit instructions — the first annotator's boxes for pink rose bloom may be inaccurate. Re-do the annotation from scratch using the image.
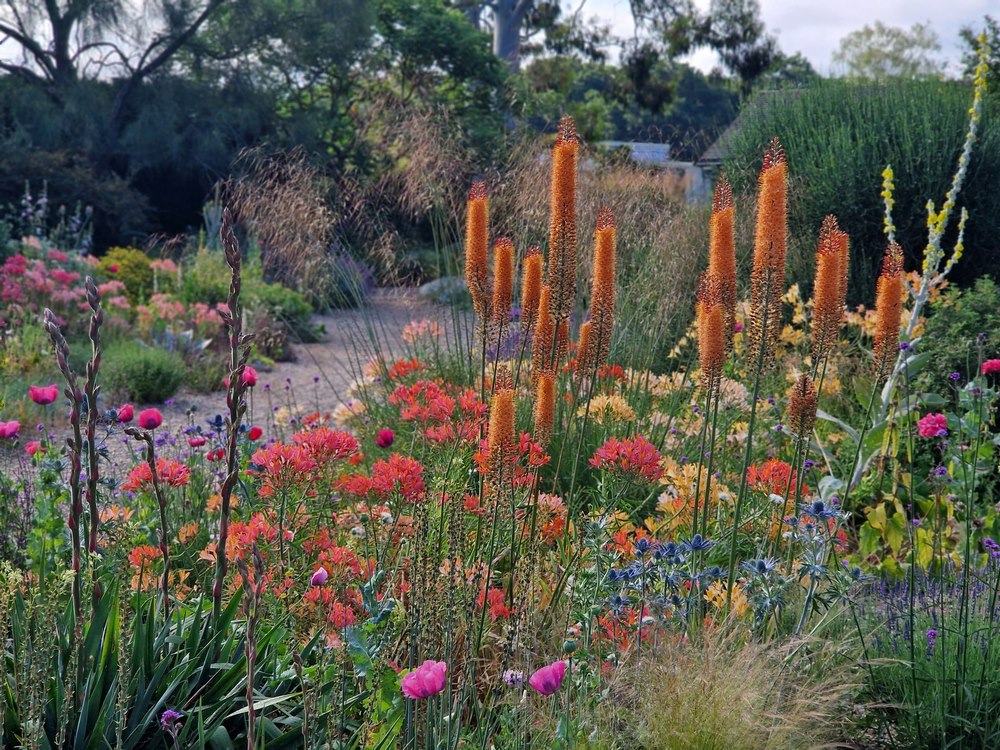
[0,421,20,439]
[917,412,948,438]
[138,408,163,430]
[25,441,45,456]
[982,359,1000,375]
[375,428,394,448]
[529,660,566,696]
[117,404,134,423]
[401,660,447,699]
[28,384,59,405]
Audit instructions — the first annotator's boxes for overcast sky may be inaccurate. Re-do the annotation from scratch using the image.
[585,0,994,75]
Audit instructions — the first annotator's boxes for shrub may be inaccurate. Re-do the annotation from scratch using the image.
[102,341,184,403]
[310,249,376,310]
[246,280,317,343]
[918,278,1000,388]
[179,248,230,307]
[725,79,1000,305]
[97,246,154,304]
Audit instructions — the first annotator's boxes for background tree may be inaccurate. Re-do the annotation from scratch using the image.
[960,16,999,89]
[832,21,945,80]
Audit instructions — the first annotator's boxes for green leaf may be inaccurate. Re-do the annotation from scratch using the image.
[816,408,860,444]
[885,512,906,555]
[859,522,881,556]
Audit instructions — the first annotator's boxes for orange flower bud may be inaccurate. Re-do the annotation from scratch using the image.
[873,243,905,381]
[466,181,490,322]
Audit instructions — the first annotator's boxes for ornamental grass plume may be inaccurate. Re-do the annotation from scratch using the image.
[708,176,737,349]
[490,237,514,335]
[873,243,905,382]
[588,207,616,370]
[786,373,818,439]
[466,180,490,321]
[531,285,556,382]
[520,246,543,337]
[697,273,726,390]
[547,115,578,325]
[811,215,850,365]
[748,138,788,368]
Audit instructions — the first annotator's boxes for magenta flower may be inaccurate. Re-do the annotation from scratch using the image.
[529,660,566,696]
[28,384,59,405]
[0,421,20,439]
[983,359,1000,375]
[224,366,258,388]
[138,408,163,430]
[375,428,395,448]
[917,412,948,438]
[401,660,447,699]
[25,441,45,456]
[310,567,329,586]
[117,404,134,423]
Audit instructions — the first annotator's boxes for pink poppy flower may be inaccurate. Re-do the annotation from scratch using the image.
[28,384,59,405]
[138,408,163,430]
[25,441,45,456]
[529,660,566,696]
[248,426,263,441]
[917,412,948,438]
[0,421,20,439]
[982,359,1000,375]
[224,366,258,388]
[375,428,395,448]
[117,404,134,423]
[401,660,447,699]
[310,567,329,586]
[188,436,206,447]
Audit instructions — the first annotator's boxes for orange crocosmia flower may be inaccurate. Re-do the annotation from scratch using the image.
[249,443,318,496]
[128,544,159,568]
[178,522,200,544]
[478,586,513,620]
[746,458,808,497]
[589,436,664,482]
[121,459,191,492]
[101,505,134,523]
[291,426,359,463]
[386,358,424,379]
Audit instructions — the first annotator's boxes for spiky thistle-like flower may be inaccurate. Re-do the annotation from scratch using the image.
[786,373,818,438]
[697,273,726,390]
[588,207,616,370]
[547,116,578,325]
[466,181,490,322]
[490,237,515,335]
[811,215,850,364]
[531,285,556,383]
[520,246,543,337]
[533,372,556,447]
[873,243,905,381]
[708,176,736,350]
[748,139,788,368]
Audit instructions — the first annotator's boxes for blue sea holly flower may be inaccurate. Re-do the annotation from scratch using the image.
[741,557,779,577]
[681,534,715,553]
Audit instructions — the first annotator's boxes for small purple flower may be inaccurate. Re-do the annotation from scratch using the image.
[926,628,938,657]
[803,459,815,469]
[160,708,183,734]
[502,669,525,688]
[899,341,911,351]
[949,371,961,381]
[912,518,922,527]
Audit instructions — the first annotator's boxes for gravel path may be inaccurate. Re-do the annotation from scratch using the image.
[0,288,473,472]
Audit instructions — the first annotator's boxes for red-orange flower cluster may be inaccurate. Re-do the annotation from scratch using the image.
[589,436,664,482]
[121,459,190,492]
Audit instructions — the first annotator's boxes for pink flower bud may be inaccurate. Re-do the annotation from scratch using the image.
[28,384,59,405]
[138,408,163,430]
[375,428,395,448]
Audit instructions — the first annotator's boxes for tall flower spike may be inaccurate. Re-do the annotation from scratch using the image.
[709,176,737,350]
[466,181,490,322]
[531,285,555,383]
[697,273,726,390]
[487,383,517,486]
[786,373,818,439]
[491,237,515,335]
[589,207,616,370]
[748,139,788,368]
[520,246,543,338]
[811,215,850,364]
[533,372,556,447]
[873,243,905,382]
[547,116,578,325]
